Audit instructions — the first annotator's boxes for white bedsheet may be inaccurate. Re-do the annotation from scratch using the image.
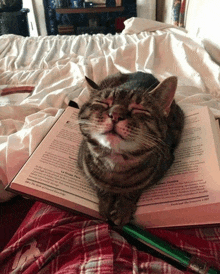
[0,18,220,201]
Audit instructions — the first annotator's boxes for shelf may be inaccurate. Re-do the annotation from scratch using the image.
[56,6,124,14]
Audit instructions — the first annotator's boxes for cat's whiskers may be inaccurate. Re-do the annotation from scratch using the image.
[145,135,168,153]
[77,120,93,125]
[132,132,169,155]
[144,132,166,146]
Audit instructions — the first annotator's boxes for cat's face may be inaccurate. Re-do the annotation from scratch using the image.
[78,75,177,159]
[80,90,160,154]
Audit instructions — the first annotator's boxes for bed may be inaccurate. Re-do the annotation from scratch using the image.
[0,17,220,273]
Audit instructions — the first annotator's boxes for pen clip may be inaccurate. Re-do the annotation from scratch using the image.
[188,256,209,274]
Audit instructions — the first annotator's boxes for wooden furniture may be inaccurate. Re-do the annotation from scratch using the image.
[56,6,124,14]
[56,6,125,35]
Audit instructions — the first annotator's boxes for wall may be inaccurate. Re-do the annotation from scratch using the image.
[157,0,220,39]
[137,0,156,20]
[186,0,220,64]
[156,0,220,63]
[185,0,220,40]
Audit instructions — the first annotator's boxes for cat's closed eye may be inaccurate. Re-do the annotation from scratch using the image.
[130,108,151,116]
[92,100,109,110]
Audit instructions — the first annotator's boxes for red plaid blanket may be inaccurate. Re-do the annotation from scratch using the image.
[0,202,219,273]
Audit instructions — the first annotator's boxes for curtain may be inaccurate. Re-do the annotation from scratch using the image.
[172,0,186,27]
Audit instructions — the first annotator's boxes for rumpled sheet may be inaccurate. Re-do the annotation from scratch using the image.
[0,18,220,201]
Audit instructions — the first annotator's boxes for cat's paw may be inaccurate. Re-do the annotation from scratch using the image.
[98,191,140,226]
[109,210,131,226]
[109,200,135,226]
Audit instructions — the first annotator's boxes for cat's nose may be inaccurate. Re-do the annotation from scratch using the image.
[109,112,123,122]
[108,105,125,123]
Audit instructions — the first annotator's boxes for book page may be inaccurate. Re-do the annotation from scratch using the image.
[9,106,99,213]
[9,105,220,226]
[137,107,220,214]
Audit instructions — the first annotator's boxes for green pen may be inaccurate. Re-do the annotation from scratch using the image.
[122,223,219,274]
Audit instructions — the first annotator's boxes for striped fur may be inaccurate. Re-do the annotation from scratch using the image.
[78,72,184,225]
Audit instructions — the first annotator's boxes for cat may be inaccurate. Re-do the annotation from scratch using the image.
[77,71,184,226]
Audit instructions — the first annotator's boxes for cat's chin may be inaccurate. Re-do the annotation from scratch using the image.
[92,132,123,151]
[106,132,131,154]
[106,154,126,166]
[106,132,122,142]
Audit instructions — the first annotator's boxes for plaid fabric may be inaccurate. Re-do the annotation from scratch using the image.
[0,202,220,274]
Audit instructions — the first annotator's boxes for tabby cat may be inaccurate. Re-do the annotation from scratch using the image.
[78,72,184,226]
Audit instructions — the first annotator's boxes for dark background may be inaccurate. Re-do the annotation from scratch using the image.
[43,0,137,35]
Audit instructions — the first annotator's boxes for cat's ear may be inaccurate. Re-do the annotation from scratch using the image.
[85,76,99,90]
[149,76,177,116]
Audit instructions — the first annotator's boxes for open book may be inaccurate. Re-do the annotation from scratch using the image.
[6,104,220,228]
